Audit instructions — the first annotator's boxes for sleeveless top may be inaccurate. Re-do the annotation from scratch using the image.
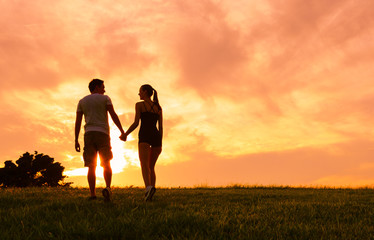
[138,102,162,147]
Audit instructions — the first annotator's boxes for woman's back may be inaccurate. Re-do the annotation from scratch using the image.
[139,101,161,147]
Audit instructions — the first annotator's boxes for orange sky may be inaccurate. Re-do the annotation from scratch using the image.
[1,0,374,187]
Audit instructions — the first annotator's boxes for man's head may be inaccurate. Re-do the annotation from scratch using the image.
[89,79,105,94]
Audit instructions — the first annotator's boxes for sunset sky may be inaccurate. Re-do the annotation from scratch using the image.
[1,0,374,188]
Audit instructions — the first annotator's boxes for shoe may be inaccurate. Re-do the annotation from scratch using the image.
[102,187,112,202]
[144,187,151,201]
[145,186,156,202]
[144,186,152,200]
[88,196,97,201]
[149,187,156,201]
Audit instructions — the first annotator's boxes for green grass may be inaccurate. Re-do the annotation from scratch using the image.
[0,186,373,239]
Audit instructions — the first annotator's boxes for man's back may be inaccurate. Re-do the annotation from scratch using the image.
[77,93,112,135]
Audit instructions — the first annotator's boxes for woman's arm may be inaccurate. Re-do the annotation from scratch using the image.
[123,103,141,140]
[158,110,163,140]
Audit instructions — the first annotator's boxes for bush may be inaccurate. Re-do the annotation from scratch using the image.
[0,151,72,187]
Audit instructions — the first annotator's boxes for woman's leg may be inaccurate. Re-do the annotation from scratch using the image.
[149,147,162,186]
[138,143,151,187]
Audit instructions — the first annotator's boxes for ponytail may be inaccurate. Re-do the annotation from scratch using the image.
[152,89,162,111]
[141,84,162,111]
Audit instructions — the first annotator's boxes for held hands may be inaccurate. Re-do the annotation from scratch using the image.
[119,133,127,142]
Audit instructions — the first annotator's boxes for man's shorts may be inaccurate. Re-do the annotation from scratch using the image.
[83,131,113,167]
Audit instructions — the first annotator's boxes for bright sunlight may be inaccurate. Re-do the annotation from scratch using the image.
[65,122,139,178]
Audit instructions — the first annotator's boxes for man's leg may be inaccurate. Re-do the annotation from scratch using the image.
[103,162,112,188]
[98,132,113,188]
[84,132,97,198]
[101,162,112,202]
[98,132,113,201]
[87,165,96,197]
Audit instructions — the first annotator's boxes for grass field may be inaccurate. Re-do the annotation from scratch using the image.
[0,186,373,239]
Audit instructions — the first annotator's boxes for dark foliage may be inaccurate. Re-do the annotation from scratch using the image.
[0,152,72,187]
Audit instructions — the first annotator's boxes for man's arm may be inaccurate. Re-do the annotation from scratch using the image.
[75,111,83,152]
[107,105,125,138]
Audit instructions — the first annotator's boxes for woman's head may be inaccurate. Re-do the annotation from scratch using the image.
[140,84,154,98]
[139,84,161,110]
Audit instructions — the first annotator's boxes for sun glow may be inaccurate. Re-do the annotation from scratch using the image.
[96,125,140,177]
[65,123,140,178]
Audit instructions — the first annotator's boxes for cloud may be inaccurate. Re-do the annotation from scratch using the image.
[0,0,156,92]
[161,1,249,98]
[164,0,374,109]
[153,139,374,187]
[0,0,161,162]
[1,0,374,188]
[313,175,374,188]
[0,1,80,89]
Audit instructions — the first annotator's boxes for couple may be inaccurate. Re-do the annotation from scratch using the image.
[74,79,162,202]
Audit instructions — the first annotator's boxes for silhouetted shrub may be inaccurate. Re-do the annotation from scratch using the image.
[0,152,72,187]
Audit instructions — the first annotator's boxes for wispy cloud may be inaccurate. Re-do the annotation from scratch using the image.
[1,0,374,187]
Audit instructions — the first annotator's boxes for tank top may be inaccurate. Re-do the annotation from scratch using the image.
[138,102,162,146]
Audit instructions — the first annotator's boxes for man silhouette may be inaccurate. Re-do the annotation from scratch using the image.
[75,79,125,201]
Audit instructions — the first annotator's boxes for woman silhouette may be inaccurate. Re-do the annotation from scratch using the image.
[123,84,162,201]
